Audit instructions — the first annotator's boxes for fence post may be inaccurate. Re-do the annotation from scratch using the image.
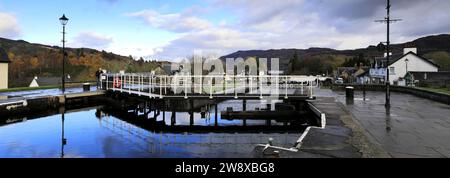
[120,73,123,92]
[285,76,288,99]
[259,75,263,99]
[225,75,227,95]
[106,75,109,90]
[210,76,213,99]
[250,76,253,93]
[138,75,141,96]
[185,76,188,99]
[164,76,167,95]
[234,76,238,99]
[149,75,152,93]
[301,82,304,95]
[160,76,163,99]
[200,76,203,94]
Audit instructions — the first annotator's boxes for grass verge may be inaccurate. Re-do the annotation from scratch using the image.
[419,87,450,95]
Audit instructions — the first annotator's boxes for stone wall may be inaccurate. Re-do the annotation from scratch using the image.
[331,84,450,105]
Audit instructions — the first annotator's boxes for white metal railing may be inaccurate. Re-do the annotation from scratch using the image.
[101,73,318,99]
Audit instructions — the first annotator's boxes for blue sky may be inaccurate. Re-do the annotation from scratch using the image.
[0,0,229,58]
[1,0,450,61]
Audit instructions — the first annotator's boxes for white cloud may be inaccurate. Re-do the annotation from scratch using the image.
[70,31,114,50]
[126,0,450,60]
[0,12,21,38]
[126,10,212,33]
[106,42,163,59]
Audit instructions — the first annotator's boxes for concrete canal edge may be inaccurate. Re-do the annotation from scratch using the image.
[254,97,390,158]
[0,91,106,116]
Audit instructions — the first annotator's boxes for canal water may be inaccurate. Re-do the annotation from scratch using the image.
[0,100,306,158]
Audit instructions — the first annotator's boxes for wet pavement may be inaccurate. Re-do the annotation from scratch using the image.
[273,96,388,158]
[334,90,450,158]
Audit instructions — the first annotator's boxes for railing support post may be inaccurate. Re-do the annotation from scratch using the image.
[249,76,253,93]
[160,76,163,99]
[120,74,123,92]
[210,77,213,99]
[106,75,109,90]
[259,75,263,99]
[138,75,141,96]
[234,76,238,99]
[285,76,288,99]
[164,76,167,95]
[184,76,188,99]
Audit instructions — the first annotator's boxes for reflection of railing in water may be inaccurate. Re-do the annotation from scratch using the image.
[100,115,161,154]
[101,74,318,99]
[98,113,297,156]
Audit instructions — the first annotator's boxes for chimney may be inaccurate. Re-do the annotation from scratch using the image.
[404,47,417,55]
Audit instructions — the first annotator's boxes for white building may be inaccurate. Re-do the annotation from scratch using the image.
[0,48,10,89]
[363,47,439,86]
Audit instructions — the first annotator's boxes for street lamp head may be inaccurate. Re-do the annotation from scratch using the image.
[377,42,386,52]
[59,14,69,26]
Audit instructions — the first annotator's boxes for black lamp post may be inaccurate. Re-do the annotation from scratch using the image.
[59,14,69,93]
[376,0,401,109]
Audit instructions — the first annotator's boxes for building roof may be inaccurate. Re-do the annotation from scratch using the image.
[337,67,357,74]
[356,69,370,77]
[338,67,369,77]
[0,47,11,63]
[374,52,440,68]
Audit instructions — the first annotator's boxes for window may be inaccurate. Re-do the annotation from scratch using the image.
[389,67,396,75]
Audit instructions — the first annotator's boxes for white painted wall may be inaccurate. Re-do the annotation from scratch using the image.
[0,63,8,89]
[404,48,417,54]
[388,53,438,84]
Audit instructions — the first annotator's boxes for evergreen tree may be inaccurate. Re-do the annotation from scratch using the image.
[290,51,299,73]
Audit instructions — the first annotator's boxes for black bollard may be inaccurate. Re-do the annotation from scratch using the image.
[346,86,354,100]
[83,83,90,92]
[346,86,354,105]
[363,84,366,101]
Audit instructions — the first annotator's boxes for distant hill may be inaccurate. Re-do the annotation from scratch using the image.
[220,34,450,74]
[2,34,450,87]
[0,37,168,87]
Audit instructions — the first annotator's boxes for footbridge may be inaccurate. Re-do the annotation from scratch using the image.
[100,73,319,100]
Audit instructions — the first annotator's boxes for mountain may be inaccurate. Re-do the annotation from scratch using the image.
[220,34,450,74]
[0,37,168,87]
[2,34,450,87]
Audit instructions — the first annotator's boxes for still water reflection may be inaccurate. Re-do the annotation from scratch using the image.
[0,101,304,158]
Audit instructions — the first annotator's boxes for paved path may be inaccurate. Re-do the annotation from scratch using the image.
[335,90,450,158]
[0,86,98,99]
[292,95,389,158]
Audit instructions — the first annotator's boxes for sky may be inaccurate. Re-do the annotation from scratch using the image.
[1,0,450,61]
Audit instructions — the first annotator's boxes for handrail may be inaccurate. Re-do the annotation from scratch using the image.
[100,73,318,99]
